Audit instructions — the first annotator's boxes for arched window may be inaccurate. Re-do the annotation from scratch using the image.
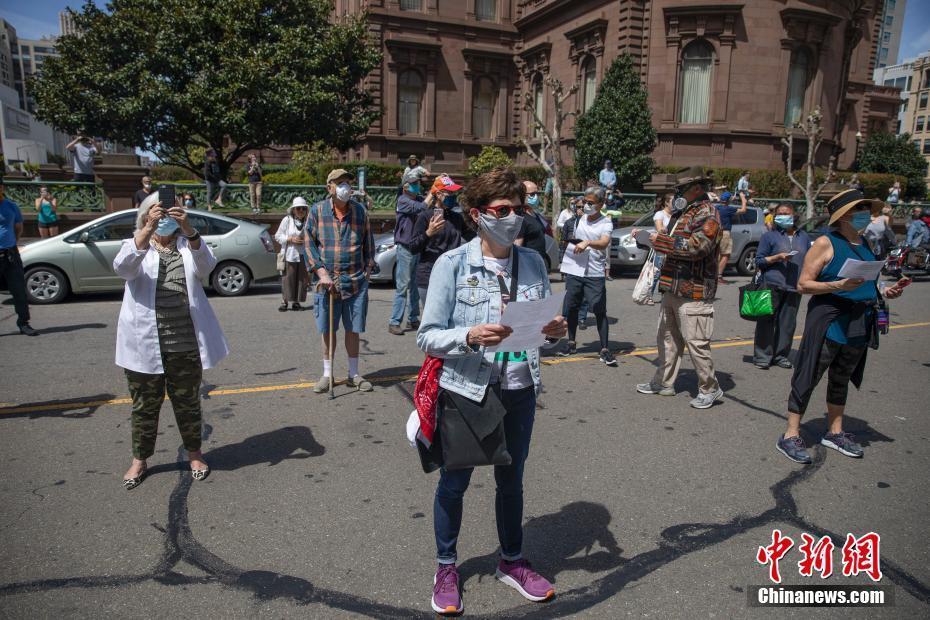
[472,76,496,139]
[581,56,597,112]
[398,70,423,134]
[679,40,714,124]
[784,48,811,126]
[475,0,496,22]
[532,74,545,138]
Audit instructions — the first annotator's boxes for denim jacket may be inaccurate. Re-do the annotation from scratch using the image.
[416,237,551,402]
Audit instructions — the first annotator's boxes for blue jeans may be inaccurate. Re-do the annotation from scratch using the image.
[390,244,420,325]
[434,386,536,564]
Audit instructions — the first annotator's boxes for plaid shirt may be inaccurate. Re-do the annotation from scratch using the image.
[305,197,375,298]
[652,198,721,301]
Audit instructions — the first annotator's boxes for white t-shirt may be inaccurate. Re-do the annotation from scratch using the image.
[573,214,614,278]
[556,208,574,230]
[482,255,533,390]
[653,210,671,232]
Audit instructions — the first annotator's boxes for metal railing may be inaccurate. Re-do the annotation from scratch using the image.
[2,179,105,212]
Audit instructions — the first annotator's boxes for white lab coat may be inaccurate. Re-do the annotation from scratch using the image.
[113,236,229,374]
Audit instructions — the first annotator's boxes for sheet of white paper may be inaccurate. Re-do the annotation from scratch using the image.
[634,229,653,247]
[837,258,884,281]
[487,291,566,353]
[560,244,588,276]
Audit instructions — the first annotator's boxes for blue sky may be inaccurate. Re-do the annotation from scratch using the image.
[3,0,929,64]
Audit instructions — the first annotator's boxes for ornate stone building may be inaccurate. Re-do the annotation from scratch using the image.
[333,0,899,175]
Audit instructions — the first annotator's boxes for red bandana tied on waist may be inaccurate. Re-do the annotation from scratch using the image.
[413,355,443,445]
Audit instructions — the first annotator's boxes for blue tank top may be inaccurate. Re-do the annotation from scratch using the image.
[38,200,56,224]
[819,232,877,345]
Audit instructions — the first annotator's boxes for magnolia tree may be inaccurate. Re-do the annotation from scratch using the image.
[518,76,577,217]
[782,108,835,220]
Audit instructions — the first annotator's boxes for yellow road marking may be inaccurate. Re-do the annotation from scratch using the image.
[1,321,928,416]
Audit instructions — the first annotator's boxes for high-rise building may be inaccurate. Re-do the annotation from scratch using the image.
[59,11,77,37]
[904,54,930,188]
[874,0,906,76]
[874,58,917,134]
[14,37,58,113]
[0,19,18,91]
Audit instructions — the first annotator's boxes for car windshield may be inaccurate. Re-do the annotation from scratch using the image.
[634,212,656,226]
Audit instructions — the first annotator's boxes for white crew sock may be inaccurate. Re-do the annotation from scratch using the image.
[322,359,332,377]
[348,357,359,378]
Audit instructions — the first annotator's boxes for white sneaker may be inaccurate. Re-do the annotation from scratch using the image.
[689,388,724,409]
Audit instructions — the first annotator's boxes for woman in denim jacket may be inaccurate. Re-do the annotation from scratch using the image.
[416,168,566,615]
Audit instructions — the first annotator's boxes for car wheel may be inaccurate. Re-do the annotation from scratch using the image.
[737,245,758,276]
[25,266,70,304]
[211,261,252,296]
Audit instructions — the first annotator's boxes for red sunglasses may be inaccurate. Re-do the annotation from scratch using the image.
[477,204,527,218]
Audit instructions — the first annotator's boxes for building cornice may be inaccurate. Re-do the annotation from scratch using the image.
[369,7,518,37]
[514,0,574,30]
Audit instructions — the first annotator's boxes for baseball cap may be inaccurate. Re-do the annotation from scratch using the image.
[326,168,354,184]
[720,191,733,203]
[431,175,462,194]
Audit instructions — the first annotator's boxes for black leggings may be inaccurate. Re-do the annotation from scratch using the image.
[563,274,608,349]
[788,340,867,414]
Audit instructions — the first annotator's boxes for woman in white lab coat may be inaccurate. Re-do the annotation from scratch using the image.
[113,191,229,490]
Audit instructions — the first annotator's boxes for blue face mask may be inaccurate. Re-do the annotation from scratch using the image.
[850,211,872,231]
[526,194,539,207]
[774,215,795,229]
[443,195,457,208]
[155,217,180,236]
[183,199,194,207]
[407,183,421,195]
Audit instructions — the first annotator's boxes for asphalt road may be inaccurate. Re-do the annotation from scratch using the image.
[1,271,929,618]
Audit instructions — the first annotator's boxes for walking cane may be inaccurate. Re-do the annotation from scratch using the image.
[328,287,336,400]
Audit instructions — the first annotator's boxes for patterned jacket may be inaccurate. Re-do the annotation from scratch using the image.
[652,198,721,301]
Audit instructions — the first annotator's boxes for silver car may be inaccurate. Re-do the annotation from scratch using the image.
[369,230,560,284]
[609,207,767,276]
[18,209,278,304]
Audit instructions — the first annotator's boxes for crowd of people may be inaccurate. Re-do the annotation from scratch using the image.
[0,157,920,614]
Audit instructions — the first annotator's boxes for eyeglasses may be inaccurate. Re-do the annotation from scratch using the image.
[526,192,539,198]
[481,204,527,218]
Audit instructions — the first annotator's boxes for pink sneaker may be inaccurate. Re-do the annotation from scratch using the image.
[431,563,463,614]
[495,558,555,602]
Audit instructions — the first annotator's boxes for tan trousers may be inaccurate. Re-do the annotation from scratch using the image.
[249,182,263,211]
[652,294,720,394]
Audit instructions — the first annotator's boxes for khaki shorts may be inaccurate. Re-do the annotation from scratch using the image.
[719,230,733,256]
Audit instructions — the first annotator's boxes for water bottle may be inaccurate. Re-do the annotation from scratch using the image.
[877,302,890,335]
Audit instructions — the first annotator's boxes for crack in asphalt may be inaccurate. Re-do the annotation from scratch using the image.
[1,414,928,616]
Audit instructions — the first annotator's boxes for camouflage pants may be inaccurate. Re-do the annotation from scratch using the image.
[125,350,203,459]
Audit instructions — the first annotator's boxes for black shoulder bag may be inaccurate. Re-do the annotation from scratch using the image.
[438,250,520,470]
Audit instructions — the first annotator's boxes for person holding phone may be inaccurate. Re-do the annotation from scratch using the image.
[275,197,310,311]
[776,190,906,465]
[34,186,59,237]
[66,134,99,182]
[409,175,467,306]
[752,203,810,369]
[114,189,229,489]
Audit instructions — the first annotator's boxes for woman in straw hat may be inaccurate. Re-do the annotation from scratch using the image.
[275,196,310,311]
[114,190,229,489]
[776,189,907,465]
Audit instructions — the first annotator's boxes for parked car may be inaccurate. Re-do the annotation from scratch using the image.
[369,226,559,285]
[609,207,767,276]
[798,214,831,245]
[16,209,278,304]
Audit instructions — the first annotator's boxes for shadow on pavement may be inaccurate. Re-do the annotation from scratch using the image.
[204,426,325,471]
[0,393,116,419]
[800,414,895,447]
[457,501,625,587]
[0,322,107,337]
[366,365,421,387]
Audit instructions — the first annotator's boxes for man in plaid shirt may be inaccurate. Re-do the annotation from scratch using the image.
[305,168,376,394]
[636,166,724,409]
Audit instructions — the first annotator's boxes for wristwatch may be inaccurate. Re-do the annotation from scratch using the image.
[183,230,201,240]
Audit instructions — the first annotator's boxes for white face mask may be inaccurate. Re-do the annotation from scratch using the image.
[478,212,524,248]
[335,182,352,202]
[583,203,599,215]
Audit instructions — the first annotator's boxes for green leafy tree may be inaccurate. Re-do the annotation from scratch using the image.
[574,55,656,189]
[468,146,513,178]
[858,132,928,200]
[32,0,381,180]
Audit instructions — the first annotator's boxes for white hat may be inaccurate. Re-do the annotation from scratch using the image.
[288,196,309,216]
[136,190,163,231]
